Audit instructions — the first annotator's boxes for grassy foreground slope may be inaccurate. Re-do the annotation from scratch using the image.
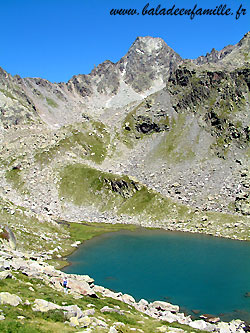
[0,272,205,333]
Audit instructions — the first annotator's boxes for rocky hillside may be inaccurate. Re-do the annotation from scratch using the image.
[0,32,250,256]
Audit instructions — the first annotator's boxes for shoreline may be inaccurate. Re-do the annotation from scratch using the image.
[53,220,250,270]
[50,222,142,270]
[60,224,250,324]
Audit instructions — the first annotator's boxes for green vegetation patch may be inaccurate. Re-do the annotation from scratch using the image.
[46,97,58,108]
[35,120,110,165]
[0,197,71,254]
[59,164,250,240]
[150,113,196,163]
[118,187,193,222]
[59,164,139,211]
[69,222,138,243]
[0,88,17,100]
[5,168,29,195]
[59,164,194,223]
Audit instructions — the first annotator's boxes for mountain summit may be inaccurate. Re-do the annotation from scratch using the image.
[117,36,182,93]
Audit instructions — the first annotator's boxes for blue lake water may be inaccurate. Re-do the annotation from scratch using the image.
[63,229,250,322]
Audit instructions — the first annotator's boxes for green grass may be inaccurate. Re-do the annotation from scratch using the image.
[50,222,139,268]
[5,169,29,195]
[150,113,196,163]
[59,164,138,210]
[59,164,191,222]
[0,88,16,100]
[35,120,110,165]
[46,97,58,108]
[69,222,138,244]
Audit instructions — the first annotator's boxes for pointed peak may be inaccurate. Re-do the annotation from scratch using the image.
[130,36,168,53]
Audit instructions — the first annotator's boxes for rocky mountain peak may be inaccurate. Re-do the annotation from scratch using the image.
[62,36,183,104]
[130,36,167,54]
[117,36,182,93]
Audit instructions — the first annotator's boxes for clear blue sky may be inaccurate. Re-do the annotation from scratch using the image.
[0,0,249,82]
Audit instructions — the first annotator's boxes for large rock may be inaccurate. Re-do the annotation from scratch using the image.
[50,276,63,290]
[78,316,91,327]
[69,279,96,297]
[121,293,135,305]
[69,316,79,327]
[63,304,84,319]
[10,258,28,271]
[157,326,184,333]
[32,299,60,312]
[82,308,95,316]
[102,288,122,300]
[22,269,41,277]
[79,275,94,284]
[175,313,192,325]
[150,301,179,313]
[93,285,105,293]
[136,298,149,312]
[101,306,116,313]
[217,320,246,333]
[189,320,216,331]
[3,261,10,270]
[160,311,180,323]
[0,271,12,280]
[0,292,22,306]
[109,327,118,333]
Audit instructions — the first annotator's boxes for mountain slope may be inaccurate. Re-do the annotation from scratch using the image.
[0,33,250,253]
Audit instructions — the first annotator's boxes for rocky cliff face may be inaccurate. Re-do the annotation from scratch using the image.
[118,36,182,92]
[0,33,250,253]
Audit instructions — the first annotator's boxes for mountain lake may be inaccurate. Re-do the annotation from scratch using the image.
[63,229,250,322]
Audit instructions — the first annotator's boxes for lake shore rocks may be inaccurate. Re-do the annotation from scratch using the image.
[0,245,248,332]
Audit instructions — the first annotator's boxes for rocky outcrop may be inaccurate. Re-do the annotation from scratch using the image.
[167,66,250,158]
[103,178,140,198]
